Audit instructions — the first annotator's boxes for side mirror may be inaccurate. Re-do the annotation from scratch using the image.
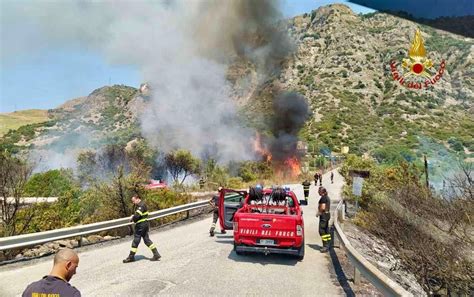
[299,200,308,206]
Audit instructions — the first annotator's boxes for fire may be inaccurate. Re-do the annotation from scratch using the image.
[253,132,302,181]
[284,156,301,178]
[253,132,272,162]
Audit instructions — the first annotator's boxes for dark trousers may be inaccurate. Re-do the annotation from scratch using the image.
[130,222,156,254]
[303,190,309,198]
[210,210,219,232]
[319,213,332,247]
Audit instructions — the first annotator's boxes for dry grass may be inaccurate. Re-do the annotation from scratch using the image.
[0,109,49,136]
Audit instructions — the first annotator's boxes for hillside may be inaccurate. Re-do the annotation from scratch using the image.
[1,4,473,173]
[240,4,473,165]
[0,85,146,157]
[0,109,49,136]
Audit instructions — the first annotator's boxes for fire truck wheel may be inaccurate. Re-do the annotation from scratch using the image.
[297,239,305,261]
[234,242,244,256]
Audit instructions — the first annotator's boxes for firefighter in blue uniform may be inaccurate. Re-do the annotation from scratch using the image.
[123,195,161,263]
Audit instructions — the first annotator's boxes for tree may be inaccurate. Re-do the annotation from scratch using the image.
[125,140,156,179]
[23,169,76,197]
[0,152,32,237]
[77,150,97,187]
[165,149,201,185]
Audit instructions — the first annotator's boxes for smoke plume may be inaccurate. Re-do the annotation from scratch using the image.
[270,92,310,162]
[3,0,298,167]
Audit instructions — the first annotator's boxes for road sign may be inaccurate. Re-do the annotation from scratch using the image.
[352,177,364,196]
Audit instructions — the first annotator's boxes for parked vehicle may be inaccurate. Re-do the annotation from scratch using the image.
[218,187,305,260]
[144,179,167,190]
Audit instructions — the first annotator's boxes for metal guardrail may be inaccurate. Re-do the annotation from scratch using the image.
[0,200,209,252]
[333,200,413,297]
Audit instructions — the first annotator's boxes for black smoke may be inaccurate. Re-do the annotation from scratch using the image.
[270,92,310,162]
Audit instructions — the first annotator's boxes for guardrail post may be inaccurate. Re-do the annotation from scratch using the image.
[186,210,190,219]
[78,236,83,247]
[339,203,345,221]
[354,267,361,285]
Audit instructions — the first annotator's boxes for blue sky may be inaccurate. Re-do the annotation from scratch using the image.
[0,0,375,113]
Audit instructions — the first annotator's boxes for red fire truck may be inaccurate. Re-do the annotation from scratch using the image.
[218,187,305,260]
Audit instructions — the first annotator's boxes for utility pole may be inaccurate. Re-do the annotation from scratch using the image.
[424,155,429,188]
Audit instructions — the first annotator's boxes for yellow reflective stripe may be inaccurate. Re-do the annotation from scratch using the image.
[131,247,137,252]
[322,235,332,241]
[148,244,156,250]
[136,218,148,223]
[136,210,149,216]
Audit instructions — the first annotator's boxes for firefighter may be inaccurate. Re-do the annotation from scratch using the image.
[209,187,226,237]
[123,195,161,263]
[302,179,311,201]
[313,172,319,186]
[317,187,331,253]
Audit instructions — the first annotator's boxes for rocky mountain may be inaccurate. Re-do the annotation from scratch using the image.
[241,4,473,164]
[1,4,472,171]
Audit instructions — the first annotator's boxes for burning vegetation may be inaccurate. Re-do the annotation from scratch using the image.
[252,92,310,180]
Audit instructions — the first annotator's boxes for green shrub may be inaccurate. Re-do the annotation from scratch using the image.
[23,169,77,197]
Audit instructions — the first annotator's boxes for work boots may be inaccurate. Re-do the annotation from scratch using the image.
[123,254,135,263]
[209,230,215,237]
[151,248,161,261]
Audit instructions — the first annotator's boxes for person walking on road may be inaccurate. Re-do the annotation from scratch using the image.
[123,195,161,263]
[209,187,226,237]
[317,187,331,253]
[330,172,334,184]
[313,172,319,186]
[302,179,311,202]
[22,248,81,297]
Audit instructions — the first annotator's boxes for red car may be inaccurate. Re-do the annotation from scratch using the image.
[145,179,167,190]
[218,188,305,260]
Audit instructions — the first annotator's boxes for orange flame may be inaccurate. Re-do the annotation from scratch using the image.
[284,156,301,179]
[253,132,302,180]
[253,132,272,162]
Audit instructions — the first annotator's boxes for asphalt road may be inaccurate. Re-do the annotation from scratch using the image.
[0,170,344,297]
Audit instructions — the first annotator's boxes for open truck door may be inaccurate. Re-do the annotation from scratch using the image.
[218,189,247,231]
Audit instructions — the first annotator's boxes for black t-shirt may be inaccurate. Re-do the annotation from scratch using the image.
[318,194,331,213]
[22,275,81,297]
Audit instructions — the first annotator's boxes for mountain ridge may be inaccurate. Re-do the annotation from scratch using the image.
[1,4,472,170]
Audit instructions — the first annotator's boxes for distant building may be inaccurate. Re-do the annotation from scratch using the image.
[297,141,308,154]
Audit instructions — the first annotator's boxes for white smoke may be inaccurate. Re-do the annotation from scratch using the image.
[2,0,291,164]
